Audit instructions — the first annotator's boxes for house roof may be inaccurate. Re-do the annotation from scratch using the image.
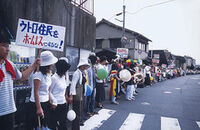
[96,19,152,42]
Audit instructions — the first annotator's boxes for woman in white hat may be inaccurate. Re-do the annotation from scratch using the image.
[28,51,58,129]
[49,58,71,130]
[70,58,90,130]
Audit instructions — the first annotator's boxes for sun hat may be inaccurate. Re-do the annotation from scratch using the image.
[59,57,69,63]
[40,51,58,66]
[89,52,96,56]
[77,58,90,68]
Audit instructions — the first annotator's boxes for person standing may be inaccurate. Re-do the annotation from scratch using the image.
[0,24,40,130]
[49,58,71,130]
[126,64,136,101]
[28,51,58,129]
[144,64,151,86]
[86,55,98,117]
[110,63,120,104]
[70,58,90,130]
[0,21,40,130]
[95,56,108,108]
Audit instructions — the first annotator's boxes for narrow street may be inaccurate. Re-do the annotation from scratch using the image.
[81,75,200,130]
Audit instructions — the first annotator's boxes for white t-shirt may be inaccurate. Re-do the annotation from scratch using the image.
[49,73,68,106]
[30,72,52,103]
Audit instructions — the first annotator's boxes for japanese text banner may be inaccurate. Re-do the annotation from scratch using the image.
[117,48,128,58]
[16,18,66,52]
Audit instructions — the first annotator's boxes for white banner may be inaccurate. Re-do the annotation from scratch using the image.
[16,18,66,51]
[117,48,128,58]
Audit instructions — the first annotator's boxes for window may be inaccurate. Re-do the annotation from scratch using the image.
[96,39,103,49]
[66,46,79,71]
[110,38,122,48]
[145,44,148,52]
[142,44,145,51]
[138,43,142,50]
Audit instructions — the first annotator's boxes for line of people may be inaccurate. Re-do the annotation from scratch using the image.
[0,36,186,130]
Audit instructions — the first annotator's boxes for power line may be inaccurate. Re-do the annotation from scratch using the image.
[108,12,122,20]
[126,0,177,15]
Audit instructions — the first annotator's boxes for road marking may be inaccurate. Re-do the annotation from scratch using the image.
[161,117,181,130]
[164,91,172,94]
[119,113,145,130]
[80,109,116,130]
[175,88,181,90]
[141,102,151,106]
[191,77,200,80]
[196,121,200,128]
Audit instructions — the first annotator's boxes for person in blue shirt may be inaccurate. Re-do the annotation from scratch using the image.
[86,55,98,117]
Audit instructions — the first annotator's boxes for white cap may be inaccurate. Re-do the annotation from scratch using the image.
[77,58,90,68]
[89,52,96,56]
[59,57,69,63]
[40,51,58,66]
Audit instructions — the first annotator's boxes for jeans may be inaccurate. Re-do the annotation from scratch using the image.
[87,88,96,113]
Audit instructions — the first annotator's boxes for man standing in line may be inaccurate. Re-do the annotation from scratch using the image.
[0,23,40,130]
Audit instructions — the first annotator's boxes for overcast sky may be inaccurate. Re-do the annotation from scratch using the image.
[94,0,200,64]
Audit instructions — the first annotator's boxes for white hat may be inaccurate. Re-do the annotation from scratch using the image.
[89,52,96,56]
[77,58,90,68]
[40,51,58,66]
[59,57,69,63]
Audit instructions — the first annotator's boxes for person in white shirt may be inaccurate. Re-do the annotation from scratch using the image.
[71,58,90,130]
[144,64,151,86]
[95,56,108,108]
[28,51,58,129]
[49,58,71,130]
[59,57,71,88]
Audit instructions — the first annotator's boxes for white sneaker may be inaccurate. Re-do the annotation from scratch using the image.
[133,93,138,96]
[130,97,135,100]
[111,101,119,105]
[126,98,132,101]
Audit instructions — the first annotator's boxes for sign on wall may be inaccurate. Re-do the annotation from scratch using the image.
[154,54,160,59]
[117,48,128,58]
[16,18,66,51]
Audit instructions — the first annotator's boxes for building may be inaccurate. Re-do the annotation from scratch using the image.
[184,56,196,69]
[96,19,151,60]
[148,50,174,67]
[172,55,186,69]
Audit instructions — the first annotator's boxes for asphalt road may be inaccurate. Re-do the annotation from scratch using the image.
[81,74,200,130]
